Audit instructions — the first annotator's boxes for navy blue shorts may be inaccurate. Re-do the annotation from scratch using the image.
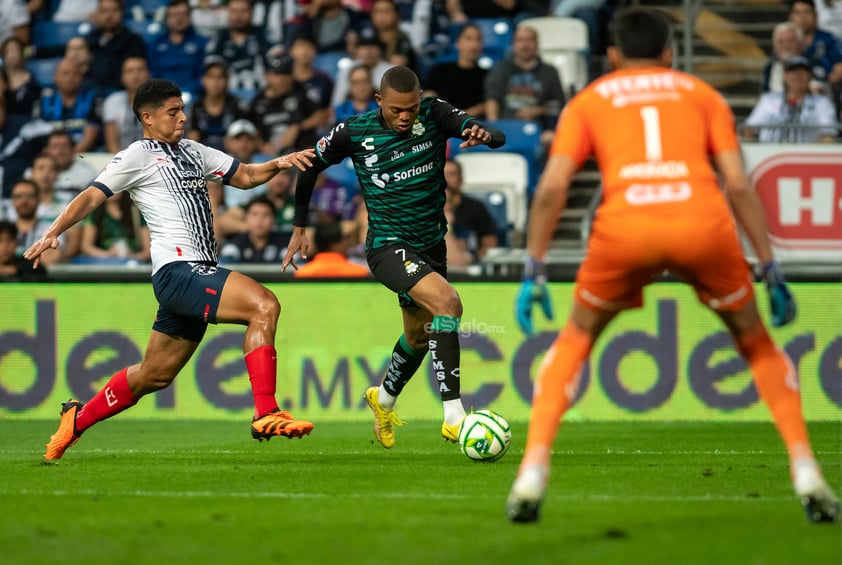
[366,241,447,308]
[151,261,232,342]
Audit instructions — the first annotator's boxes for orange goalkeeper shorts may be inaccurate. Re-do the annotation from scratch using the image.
[574,208,755,312]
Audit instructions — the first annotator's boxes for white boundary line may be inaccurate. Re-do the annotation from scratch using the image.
[1,449,838,456]
[1,489,796,502]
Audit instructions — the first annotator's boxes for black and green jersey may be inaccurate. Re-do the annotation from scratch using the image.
[312,97,477,250]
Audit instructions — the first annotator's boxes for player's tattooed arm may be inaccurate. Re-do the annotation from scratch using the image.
[228,150,315,189]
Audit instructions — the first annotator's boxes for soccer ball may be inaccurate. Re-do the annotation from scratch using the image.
[458,410,511,462]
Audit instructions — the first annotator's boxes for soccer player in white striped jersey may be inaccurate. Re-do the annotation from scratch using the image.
[25,79,317,461]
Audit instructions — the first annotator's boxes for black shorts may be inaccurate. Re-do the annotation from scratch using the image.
[366,241,447,308]
[150,261,232,342]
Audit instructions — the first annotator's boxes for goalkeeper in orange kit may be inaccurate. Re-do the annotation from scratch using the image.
[506,7,839,525]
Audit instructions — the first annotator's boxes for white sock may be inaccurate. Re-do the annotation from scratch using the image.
[378,385,396,410]
[792,456,823,496]
[443,399,466,425]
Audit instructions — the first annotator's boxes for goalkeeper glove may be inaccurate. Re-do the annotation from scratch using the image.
[515,257,554,336]
[762,260,796,327]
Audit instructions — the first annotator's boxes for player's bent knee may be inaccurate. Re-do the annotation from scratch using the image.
[254,289,281,321]
[438,289,463,318]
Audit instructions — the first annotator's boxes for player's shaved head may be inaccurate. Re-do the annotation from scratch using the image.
[132,79,183,121]
[380,66,419,95]
[611,7,673,60]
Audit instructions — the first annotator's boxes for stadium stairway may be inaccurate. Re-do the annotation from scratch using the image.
[643,0,787,121]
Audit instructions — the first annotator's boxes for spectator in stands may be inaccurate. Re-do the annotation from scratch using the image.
[0,0,29,45]
[103,56,149,154]
[2,37,40,116]
[330,36,393,107]
[77,190,150,264]
[744,55,838,143]
[52,0,97,22]
[446,0,516,22]
[251,0,286,46]
[365,0,418,72]
[45,130,97,194]
[816,0,842,37]
[290,34,335,134]
[148,0,209,97]
[291,0,366,54]
[762,22,805,93]
[34,57,102,153]
[249,54,319,154]
[27,152,82,259]
[220,118,267,208]
[187,58,247,151]
[0,219,46,280]
[484,25,565,140]
[218,161,297,238]
[84,0,148,94]
[65,37,94,89]
[357,0,445,53]
[310,172,360,225]
[443,159,498,265]
[189,0,229,37]
[10,179,66,264]
[333,64,378,124]
[423,22,487,117]
[293,220,369,277]
[789,0,842,93]
[0,71,52,199]
[30,152,75,216]
[205,0,272,92]
[220,195,290,263]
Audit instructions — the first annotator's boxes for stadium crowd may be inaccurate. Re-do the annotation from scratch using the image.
[0,0,840,280]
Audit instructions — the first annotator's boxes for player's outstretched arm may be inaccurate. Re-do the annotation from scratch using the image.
[514,154,578,334]
[281,158,328,271]
[23,186,108,268]
[714,150,796,326]
[714,150,773,265]
[228,149,315,189]
[282,227,310,272]
[460,122,506,149]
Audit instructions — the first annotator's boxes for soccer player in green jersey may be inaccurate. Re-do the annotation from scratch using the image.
[282,66,506,448]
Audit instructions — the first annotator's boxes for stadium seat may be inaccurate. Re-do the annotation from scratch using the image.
[26,57,61,88]
[464,189,510,246]
[454,152,529,232]
[32,20,91,48]
[518,17,590,95]
[450,18,513,61]
[322,157,359,194]
[313,53,352,81]
[127,0,167,21]
[449,119,543,192]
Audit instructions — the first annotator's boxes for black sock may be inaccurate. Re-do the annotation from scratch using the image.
[382,334,427,397]
[429,315,461,401]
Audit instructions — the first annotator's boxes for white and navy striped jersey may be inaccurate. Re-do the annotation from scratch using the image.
[91,138,239,274]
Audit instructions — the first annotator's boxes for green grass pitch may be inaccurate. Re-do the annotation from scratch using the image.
[2,420,839,564]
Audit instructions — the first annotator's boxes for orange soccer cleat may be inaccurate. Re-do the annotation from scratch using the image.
[44,400,84,461]
[251,409,314,441]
